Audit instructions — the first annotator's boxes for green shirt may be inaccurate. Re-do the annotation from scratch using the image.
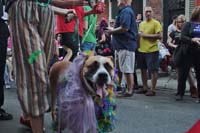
[83,6,97,44]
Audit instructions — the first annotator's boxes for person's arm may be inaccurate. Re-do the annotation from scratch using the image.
[83,6,89,30]
[51,6,76,16]
[139,32,162,39]
[167,34,177,48]
[98,33,106,43]
[108,26,128,34]
[180,22,192,44]
[108,12,131,34]
[140,20,163,40]
[84,2,105,16]
[84,19,89,30]
[181,22,200,45]
[51,0,83,8]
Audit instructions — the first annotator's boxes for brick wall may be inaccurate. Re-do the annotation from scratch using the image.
[97,1,109,24]
[196,0,200,6]
[146,0,163,22]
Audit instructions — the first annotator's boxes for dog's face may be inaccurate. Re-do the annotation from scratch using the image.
[82,56,114,95]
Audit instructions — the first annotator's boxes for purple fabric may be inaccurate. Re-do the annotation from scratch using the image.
[57,56,97,133]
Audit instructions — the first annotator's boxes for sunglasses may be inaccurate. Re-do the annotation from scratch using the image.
[145,10,152,13]
[177,21,184,23]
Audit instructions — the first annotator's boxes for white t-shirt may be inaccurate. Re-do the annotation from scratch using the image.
[167,24,176,34]
[1,6,8,20]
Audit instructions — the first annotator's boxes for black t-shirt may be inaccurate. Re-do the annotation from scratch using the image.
[169,30,181,46]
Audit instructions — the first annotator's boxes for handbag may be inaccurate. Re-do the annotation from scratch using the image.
[172,44,186,67]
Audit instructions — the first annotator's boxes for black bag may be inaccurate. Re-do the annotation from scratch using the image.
[172,44,188,67]
[171,45,183,67]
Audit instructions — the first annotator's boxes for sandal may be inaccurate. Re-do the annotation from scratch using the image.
[135,88,147,94]
[145,90,156,96]
[20,116,31,128]
[117,91,134,97]
[0,108,13,120]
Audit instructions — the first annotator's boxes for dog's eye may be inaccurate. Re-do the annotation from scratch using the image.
[88,61,99,69]
[104,62,113,70]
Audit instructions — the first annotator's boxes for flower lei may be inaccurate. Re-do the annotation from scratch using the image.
[95,69,118,133]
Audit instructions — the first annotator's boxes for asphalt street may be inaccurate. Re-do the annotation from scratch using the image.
[0,71,200,133]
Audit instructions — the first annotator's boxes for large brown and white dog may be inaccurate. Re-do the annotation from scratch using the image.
[49,48,114,132]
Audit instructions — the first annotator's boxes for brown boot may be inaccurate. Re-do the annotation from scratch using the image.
[190,86,198,98]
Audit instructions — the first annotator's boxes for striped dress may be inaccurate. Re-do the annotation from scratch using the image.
[8,0,55,117]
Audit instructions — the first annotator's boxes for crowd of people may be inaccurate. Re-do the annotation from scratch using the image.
[0,0,200,132]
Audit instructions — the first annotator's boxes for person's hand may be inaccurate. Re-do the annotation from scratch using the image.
[65,9,76,23]
[192,37,200,45]
[138,31,147,37]
[93,1,106,14]
[104,27,114,34]
[66,9,76,15]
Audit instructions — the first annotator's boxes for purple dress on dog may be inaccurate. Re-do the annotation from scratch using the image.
[57,56,97,133]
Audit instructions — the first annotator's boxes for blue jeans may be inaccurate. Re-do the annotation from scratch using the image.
[81,42,96,52]
[4,64,11,86]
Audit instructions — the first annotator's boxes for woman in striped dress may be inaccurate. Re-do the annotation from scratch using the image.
[7,0,83,132]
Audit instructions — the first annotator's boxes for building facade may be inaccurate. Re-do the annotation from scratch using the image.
[196,0,200,6]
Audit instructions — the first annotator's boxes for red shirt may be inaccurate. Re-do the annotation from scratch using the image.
[56,6,84,37]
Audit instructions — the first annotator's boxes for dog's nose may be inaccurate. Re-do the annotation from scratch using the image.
[98,73,108,79]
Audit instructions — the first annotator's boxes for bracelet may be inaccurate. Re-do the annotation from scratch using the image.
[36,0,52,8]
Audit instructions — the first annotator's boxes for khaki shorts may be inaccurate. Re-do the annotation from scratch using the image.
[115,50,135,73]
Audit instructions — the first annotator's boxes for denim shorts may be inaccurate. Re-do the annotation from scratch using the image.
[80,42,96,52]
[137,51,159,71]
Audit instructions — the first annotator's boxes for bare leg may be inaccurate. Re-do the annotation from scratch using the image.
[125,73,134,93]
[188,68,197,98]
[188,69,196,87]
[141,69,148,90]
[30,115,44,133]
[151,71,158,91]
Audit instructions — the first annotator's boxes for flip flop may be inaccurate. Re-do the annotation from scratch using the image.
[117,91,134,97]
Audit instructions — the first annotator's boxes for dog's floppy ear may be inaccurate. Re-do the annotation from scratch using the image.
[105,56,114,63]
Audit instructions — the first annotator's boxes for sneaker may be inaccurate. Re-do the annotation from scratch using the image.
[196,99,200,103]
[5,84,11,89]
[0,108,13,120]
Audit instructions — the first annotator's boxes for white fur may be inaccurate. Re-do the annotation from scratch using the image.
[91,57,111,84]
